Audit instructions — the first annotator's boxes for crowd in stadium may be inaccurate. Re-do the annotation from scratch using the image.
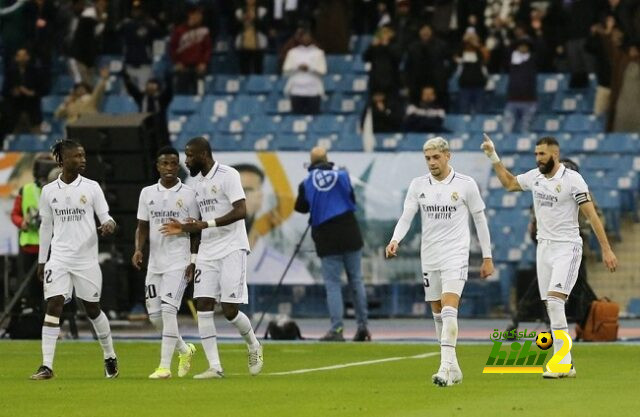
[1,0,639,150]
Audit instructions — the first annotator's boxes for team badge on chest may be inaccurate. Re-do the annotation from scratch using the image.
[80,195,87,205]
[451,192,459,202]
[555,184,562,193]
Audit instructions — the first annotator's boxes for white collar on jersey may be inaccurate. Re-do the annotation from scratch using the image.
[56,173,83,188]
[429,167,455,185]
[203,161,220,180]
[537,163,566,180]
[157,178,183,192]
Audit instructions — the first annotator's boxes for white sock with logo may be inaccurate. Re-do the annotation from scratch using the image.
[89,311,116,359]
[546,296,572,366]
[197,311,221,370]
[150,309,189,355]
[160,304,180,369]
[228,311,259,348]
[440,306,459,368]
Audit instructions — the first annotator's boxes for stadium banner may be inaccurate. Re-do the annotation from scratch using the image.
[0,152,491,283]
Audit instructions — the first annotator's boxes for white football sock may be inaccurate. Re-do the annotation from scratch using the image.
[197,311,221,369]
[160,304,180,369]
[547,296,572,365]
[228,311,259,348]
[433,312,443,343]
[150,309,188,355]
[440,306,459,367]
[42,325,60,369]
[89,311,116,359]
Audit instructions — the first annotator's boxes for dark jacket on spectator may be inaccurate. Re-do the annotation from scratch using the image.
[507,50,537,102]
[402,102,446,133]
[119,15,159,67]
[363,43,402,96]
[71,7,105,67]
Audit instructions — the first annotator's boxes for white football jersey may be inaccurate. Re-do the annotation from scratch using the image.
[137,179,199,274]
[39,175,110,268]
[193,161,250,261]
[393,168,486,270]
[516,164,589,244]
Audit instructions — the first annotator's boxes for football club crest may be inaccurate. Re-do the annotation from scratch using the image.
[80,195,87,204]
[211,185,218,194]
[451,192,459,202]
[176,199,184,209]
[555,184,562,193]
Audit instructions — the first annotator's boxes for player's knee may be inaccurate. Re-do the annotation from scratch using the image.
[45,296,65,317]
[221,303,239,321]
[196,297,215,311]
[82,301,101,319]
[430,301,442,314]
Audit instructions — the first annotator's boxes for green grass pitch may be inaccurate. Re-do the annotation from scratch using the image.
[1,341,638,417]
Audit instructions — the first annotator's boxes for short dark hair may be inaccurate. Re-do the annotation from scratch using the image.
[536,136,559,147]
[156,145,179,159]
[186,136,212,154]
[233,163,264,183]
[51,139,82,165]
[560,158,579,172]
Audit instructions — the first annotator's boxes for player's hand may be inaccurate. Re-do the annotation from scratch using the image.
[37,263,45,282]
[480,258,494,279]
[132,250,144,270]
[481,133,496,156]
[98,219,117,236]
[184,263,196,282]
[603,248,618,272]
[385,241,399,258]
[160,218,184,236]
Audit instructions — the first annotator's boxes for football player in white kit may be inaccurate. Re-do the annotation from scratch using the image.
[386,137,494,387]
[160,137,263,379]
[31,140,118,380]
[481,134,618,378]
[132,146,200,379]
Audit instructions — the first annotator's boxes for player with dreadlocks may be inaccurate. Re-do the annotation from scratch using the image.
[31,139,119,380]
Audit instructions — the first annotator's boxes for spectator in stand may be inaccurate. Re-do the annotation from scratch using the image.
[315,0,351,53]
[59,0,86,56]
[503,37,537,133]
[610,42,640,132]
[484,0,519,73]
[169,5,212,95]
[282,28,327,115]
[405,23,451,108]
[402,85,447,133]
[69,0,108,86]
[24,0,57,93]
[586,15,617,116]
[55,67,109,124]
[117,0,159,91]
[392,0,420,51]
[122,69,172,146]
[234,0,268,75]
[455,30,488,114]
[1,48,43,134]
[362,91,403,133]
[0,0,31,71]
[363,25,401,97]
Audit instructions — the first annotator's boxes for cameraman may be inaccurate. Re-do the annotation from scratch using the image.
[294,147,371,342]
[10,155,56,307]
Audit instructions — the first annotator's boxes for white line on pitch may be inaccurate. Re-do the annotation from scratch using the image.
[262,352,439,376]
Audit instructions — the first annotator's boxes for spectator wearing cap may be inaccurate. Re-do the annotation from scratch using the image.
[503,37,537,133]
[282,28,327,114]
[169,5,212,94]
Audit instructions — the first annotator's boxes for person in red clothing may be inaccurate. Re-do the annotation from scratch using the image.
[169,5,212,94]
[11,155,56,307]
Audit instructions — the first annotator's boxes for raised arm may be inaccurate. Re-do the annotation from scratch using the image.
[481,133,523,192]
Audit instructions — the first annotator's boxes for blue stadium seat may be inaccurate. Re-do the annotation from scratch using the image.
[230,94,266,116]
[245,133,276,151]
[397,133,431,151]
[209,76,244,94]
[601,133,640,153]
[537,73,566,94]
[331,133,363,151]
[469,115,503,133]
[53,75,74,95]
[324,74,342,93]
[328,94,365,114]
[97,55,124,74]
[168,95,202,115]
[214,117,246,134]
[552,92,589,113]
[443,115,472,132]
[351,56,368,74]
[583,154,630,171]
[563,114,604,133]
[103,95,138,114]
[487,74,508,95]
[531,114,564,133]
[354,35,373,54]
[568,133,603,153]
[591,188,622,240]
[272,134,310,151]
[210,53,240,74]
[326,55,353,73]
[200,95,233,118]
[336,74,368,94]
[42,96,63,117]
[262,54,279,74]
[310,115,349,134]
[279,115,312,134]
[245,75,278,94]
[246,115,280,134]
[211,134,247,151]
[374,134,404,152]
[447,134,471,151]
[5,134,49,152]
[266,93,292,114]
[183,115,214,134]
[499,134,535,154]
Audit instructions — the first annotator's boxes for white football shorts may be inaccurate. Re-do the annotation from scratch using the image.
[43,261,102,302]
[194,250,248,304]
[536,239,582,300]
[422,267,468,302]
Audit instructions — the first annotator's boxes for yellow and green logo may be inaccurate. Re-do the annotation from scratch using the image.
[482,329,572,374]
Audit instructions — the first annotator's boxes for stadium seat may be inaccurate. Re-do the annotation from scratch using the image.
[211,133,247,151]
[230,94,266,115]
[469,115,503,133]
[563,114,605,133]
[601,133,640,153]
[200,95,233,118]
[262,54,279,74]
[246,115,280,134]
[499,134,535,154]
[266,94,292,114]
[168,95,202,115]
[280,115,312,134]
[443,115,472,132]
[324,74,342,93]
[210,53,240,74]
[351,56,369,74]
[215,117,247,134]
[531,114,564,133]
[397,133,432,151]
[326,55,354,73]
[537,73,566,94]
[330,133,363,151]
[183,115,214,134]
[103,96,138,114]
[209,75,244,94]
[552,92,589,113]
[272,133,310,151]
[486,73,508,95]
[245,75,278,94]
[53,75,74,95]
[42,96,63,117]
[311,115,351,134]
[374,134,403,152]
[5,134,49,152]
[328,94,365,114]
[337,74,368,94]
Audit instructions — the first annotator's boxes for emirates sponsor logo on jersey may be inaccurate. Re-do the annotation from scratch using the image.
[54,207,87,222]
[534,191,558,207]
[198,198,219,213]
[421,204,457,220]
